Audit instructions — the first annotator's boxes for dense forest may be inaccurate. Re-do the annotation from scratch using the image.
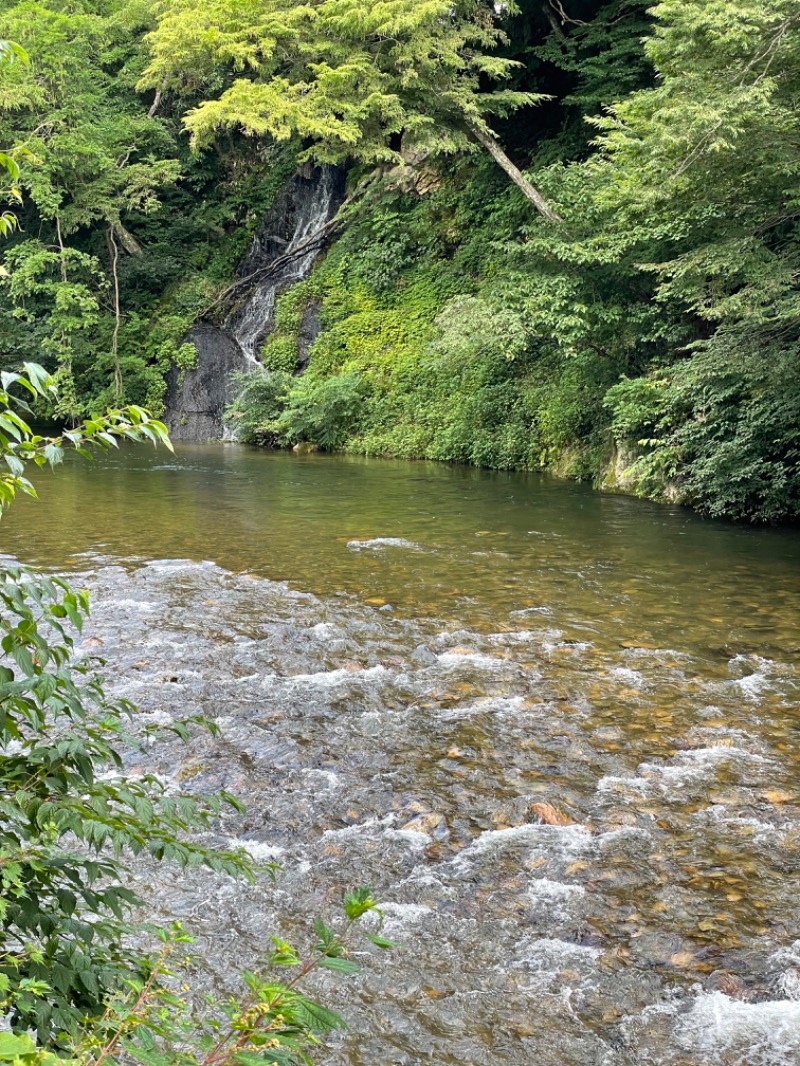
[1,0,799,522]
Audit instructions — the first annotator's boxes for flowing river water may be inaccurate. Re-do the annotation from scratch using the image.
[4,446,800,1065]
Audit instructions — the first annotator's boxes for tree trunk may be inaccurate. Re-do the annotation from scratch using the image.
[113,221,144,256]
[108,227,123,399]
[468,124,562,223]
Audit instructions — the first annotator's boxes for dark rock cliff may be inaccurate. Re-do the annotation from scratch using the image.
[163,324,247,442]
[165,165,345,441]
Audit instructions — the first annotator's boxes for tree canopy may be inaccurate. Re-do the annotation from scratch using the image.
[141,0,560,217]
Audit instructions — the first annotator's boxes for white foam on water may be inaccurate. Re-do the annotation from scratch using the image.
[736,672,772,698]
[675,991,800,1065]
[321,817,381,840]
[529,877,585,898]
[528,878,585,920]
[455,823,591,865]
[643,745,767,780]
[145,558,221,573]
[283,664,387,687]
[597,825,652,851]
[137,710,174,726]
[386,828,434,850]
[519,936,602,979]
[487,630,538,645]
[697,807,787,842]
[380,902,433,926]
[781,972,800,1001]
[769,942,800,1001]
[346,538,422,552]
[600,747,768,797]
[217,673,262,686]
[437,695,527,721]
[610,666,645,685]
[301,768,340,790]
[436,651,509,670]
[105,598,157,612]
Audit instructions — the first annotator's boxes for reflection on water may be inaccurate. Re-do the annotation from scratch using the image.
[4,446,800,1064]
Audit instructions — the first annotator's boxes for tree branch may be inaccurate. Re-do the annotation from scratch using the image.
[468,124,562,223]
[113,220,144,256]
[147,89,162,119]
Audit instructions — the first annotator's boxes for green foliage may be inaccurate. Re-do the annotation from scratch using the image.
[275,372,365,451]
[3,889,392,1066]
[227,368,364,452]
[534,1,654,118]
[226,369,292,444]
[259,279,320,373]
[143,0,539,165]
[606,335,800,521]
[6,0,800,519]
[0,38,28,236]
[0,2,297,411]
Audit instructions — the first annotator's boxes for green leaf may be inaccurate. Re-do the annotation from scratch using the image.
[21,363,52,396]
[0,1032,36,1060]
[343,885,377,920]
[364,932,397,950]
[34,673,58,700]
[318,957,360,973]
[294,996,348,1034]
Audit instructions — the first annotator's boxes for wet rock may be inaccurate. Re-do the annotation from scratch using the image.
[164,323,248,441]
[401,812,449,839]
[292,442,318,454]
[529,802,577,827]
[709,971,751,1000]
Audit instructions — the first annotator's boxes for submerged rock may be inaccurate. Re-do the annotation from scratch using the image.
[530,802,578,827]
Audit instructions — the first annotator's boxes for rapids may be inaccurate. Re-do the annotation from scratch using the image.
[4,446,800,1065]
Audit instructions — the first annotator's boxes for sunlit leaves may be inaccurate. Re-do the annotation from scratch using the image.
[143,1,531,164]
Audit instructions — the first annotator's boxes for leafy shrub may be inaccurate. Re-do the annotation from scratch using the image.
[605,334,800,521]
[276,372,365,451]
[225,369,293,444]
[0,366,253,1040]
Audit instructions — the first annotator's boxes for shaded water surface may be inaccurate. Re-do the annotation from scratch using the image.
[5,446,800,1064]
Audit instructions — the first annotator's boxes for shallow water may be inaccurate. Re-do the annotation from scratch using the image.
[4,445,800,1064]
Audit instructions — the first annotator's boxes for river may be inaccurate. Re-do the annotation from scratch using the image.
[4,445,800,1065]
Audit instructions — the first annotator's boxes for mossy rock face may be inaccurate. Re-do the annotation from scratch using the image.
[602,444,642,492]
